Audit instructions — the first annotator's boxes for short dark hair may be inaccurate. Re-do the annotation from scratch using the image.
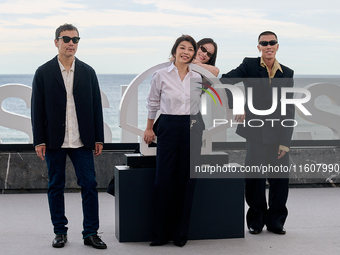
[171,35,197,63]
[258,31,278,42]
[197,38,218,66]
[55,23,79,39]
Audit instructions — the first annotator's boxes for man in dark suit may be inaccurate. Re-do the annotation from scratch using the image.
[221,31,294,235]
[31,24,107,249]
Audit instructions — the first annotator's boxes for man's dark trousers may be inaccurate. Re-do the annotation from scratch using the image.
[244,141,289,231]
[45,147,99,238]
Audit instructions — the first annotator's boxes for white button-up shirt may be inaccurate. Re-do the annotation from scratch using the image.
[147,62,202,119]
[58,58,83,148]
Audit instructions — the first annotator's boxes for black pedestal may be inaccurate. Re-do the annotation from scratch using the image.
[115,154,244,242]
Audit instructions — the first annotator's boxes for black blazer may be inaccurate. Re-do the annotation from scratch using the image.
[221,57,295,148]
[31,56,104,149]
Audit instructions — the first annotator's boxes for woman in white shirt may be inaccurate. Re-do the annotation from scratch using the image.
[144,35,204,247]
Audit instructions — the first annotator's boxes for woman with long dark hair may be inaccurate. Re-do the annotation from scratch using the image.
[193,38,219,76]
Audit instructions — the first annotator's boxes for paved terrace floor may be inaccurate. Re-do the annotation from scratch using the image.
[1,187,340,255]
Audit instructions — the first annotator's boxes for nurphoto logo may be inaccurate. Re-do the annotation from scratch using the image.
[197,82,223,106]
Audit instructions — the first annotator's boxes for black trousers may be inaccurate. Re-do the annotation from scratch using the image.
[245,141,289,230]
[153,114,203,243]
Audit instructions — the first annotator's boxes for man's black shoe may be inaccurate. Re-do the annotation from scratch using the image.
[174,240,187,247]
[267,227,286,235]
[249,227,262,235]
[52,234,67,248]
[84,234,107,249]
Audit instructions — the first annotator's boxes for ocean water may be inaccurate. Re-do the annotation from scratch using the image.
[0,74,339,143]
[0,74,152,143]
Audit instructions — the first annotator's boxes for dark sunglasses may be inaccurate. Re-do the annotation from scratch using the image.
[258,40,278,46]
[58,36,81,44]
[199,45,213,58]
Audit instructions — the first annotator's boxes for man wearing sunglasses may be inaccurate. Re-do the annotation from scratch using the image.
[31,24,106,249]
[221,31,294,236]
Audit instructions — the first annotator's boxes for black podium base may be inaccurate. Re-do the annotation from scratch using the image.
[115,154,244,242]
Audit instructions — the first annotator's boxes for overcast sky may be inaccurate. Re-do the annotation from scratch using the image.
[0,0,339,75]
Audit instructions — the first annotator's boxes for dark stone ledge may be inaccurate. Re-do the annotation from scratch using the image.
[1,147,339,193]
[0,150,132,193]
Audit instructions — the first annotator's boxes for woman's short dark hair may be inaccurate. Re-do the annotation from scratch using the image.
[55,23,79,39]
[170,35,197,63]
[197,38,218,66]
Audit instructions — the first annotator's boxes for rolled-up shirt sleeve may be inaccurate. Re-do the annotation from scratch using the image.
[146,72,161,119]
